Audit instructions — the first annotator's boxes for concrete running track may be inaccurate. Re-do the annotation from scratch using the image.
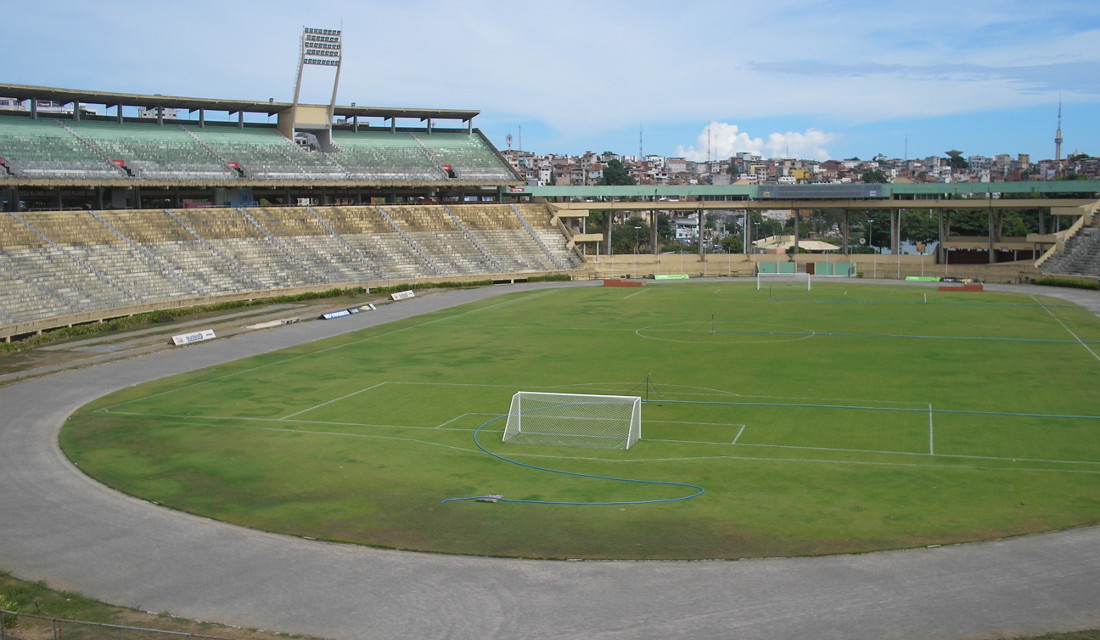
[2,280,1099,640]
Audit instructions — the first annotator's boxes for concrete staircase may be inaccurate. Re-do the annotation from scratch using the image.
[1041,227,1100,276]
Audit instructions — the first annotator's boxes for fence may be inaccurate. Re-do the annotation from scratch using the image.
[1,611,239,640]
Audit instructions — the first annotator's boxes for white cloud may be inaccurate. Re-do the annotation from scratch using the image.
[676,123,839,161]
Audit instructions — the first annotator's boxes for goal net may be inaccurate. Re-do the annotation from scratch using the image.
[503,391,642,450]
[756,271,812,291]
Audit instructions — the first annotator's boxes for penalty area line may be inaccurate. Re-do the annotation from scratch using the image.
[279,381,389,420]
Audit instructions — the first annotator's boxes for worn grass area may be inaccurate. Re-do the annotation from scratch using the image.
[61,282,1100,559]
[0,571,323,639]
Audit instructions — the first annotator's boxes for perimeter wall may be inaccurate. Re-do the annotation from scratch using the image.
[577,253,1044,284]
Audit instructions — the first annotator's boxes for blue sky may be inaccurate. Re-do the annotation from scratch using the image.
[4,0,1097,162]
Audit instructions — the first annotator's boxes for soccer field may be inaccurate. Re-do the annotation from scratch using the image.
[62,281,1100,559]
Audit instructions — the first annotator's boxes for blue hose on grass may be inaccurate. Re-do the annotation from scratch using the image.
[441,414,704,506]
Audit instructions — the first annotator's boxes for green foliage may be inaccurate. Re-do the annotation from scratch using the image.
[0,592,17,627]
[720,234,744,253]
[0,571,325,639]
[861,169,889,183]
[899,209,940,244]
[945,150,970,169]
[1033,277,1100,291]
[750,211,783,239]
[368,280,492,295]
[598,159,636,186]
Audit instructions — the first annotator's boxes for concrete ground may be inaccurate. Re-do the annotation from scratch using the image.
[1,279,1098,640]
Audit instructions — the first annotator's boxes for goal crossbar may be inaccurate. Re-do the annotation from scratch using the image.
[756,271,812,291]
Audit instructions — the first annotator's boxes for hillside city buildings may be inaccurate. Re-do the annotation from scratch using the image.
[499,149,1099,187]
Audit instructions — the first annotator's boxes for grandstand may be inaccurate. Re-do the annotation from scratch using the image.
[0,80,586,341]
[0,204,583,340]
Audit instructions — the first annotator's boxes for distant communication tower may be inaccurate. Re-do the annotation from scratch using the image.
[1054,97,1064,162]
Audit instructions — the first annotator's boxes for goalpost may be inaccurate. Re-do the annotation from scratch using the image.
[503,391,642,450]
[756,270,812,291]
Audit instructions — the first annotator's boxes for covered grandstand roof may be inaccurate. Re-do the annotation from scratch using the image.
[0,83,480,122]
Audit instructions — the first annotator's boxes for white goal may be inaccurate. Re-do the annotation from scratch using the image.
[756,270,812,291]
[502,391,642,450]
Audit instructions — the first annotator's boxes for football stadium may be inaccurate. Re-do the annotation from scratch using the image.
[2,27,1100,640]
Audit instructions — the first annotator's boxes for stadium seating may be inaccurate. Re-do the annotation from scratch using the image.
[415,132,517,181]
[0,203,581,333]
[330,130,448,182]
[65,120,237,181]
[187,126,345,181]
[0,116,125,179]
[0,114,519,184]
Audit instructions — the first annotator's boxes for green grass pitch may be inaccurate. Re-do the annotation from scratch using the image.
[62,281,1100,559]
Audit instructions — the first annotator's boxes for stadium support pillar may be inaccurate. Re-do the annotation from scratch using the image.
[988,207,998,264]
[604,217,612,256]
[3,186,17,212]
[938,210,950,265]
[842,209,850,255]
[697,209,705,257]
[650,210,658,255]
[890,210,900,255]
[793,210,800,256]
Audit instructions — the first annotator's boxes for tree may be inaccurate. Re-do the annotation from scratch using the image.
[720,234,744,253]
[861,169,889,183]
[753,212,782,239]
[607,215,651,255]
[598,159,635,186]
[945,150,969,170]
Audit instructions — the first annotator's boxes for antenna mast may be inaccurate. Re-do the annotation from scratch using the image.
[1054,95,1064,162]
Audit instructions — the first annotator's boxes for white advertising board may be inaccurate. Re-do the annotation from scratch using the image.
[171,329,216,346]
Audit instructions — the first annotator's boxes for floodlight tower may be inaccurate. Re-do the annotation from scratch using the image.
[280,27,343,150]
[293,27,343,108]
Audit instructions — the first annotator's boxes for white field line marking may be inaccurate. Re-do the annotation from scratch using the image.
[929,403,935,456]
[280,381,388,420]
[499,449,1100,475]
[1032,294,1100,363]
[625,288,647,299]
[635,439,1100,469]
[646,419,751,427]
[99,410,474,433]
[732,425,746,444]
[100,410,1100,473]
[435,412,499,429]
